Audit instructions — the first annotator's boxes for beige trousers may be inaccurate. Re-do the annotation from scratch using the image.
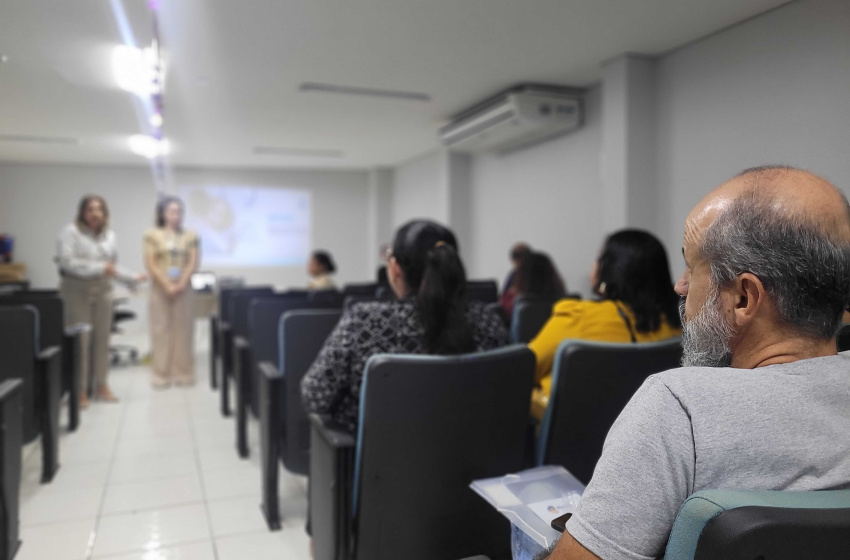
[60,276,113,394]
[149,283,195,384]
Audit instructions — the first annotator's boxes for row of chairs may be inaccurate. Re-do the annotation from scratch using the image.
[212,282,850,560]
[0,288,91,560]
[208,281,694,559]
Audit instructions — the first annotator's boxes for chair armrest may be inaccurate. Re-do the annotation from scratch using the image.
[309,413,356,449]
[61,331,82,431]
[36,346,62,482]
[258,361,283,529]
[233,336,252,458]
[309,413,356,560]
[0,379,23,559]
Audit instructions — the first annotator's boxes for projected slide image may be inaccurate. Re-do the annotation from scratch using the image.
[180,185,311,267]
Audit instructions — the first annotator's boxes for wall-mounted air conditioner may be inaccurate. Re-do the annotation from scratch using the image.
[438,84,585,154]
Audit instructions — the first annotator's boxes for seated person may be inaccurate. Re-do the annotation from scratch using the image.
[307,249,337,290]
[301,220,509,432]
[513,251,567,306]
[542,166,850,560]
[529,230,682,418]
[499,242,532,315]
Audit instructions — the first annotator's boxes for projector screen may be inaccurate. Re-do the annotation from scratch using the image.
[180,185,311,267]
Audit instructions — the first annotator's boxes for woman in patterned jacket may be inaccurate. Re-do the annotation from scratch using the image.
[301,219,509,433]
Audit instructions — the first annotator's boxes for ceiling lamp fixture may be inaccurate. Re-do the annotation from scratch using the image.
[128,134,170,159]
[112,45,165,97]
[299,82,431,102]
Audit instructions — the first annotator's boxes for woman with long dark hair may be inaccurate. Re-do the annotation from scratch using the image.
[513,251,566,299]
[144,196,199,388]
[301,220,509,432]
[528,229,681,418]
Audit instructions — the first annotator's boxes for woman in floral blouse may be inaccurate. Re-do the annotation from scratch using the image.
[301,219,509,433]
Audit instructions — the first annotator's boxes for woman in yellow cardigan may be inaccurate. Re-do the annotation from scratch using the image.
[529,230,682,418]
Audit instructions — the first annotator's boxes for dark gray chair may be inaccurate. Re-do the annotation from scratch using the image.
[0,306,62,482]
[234,295,335,458]
[343,293,392,311]
[0,379,23,560]
[661,489,850,560]
[217,286,274,416]
[509,295,560,343]
[342,283,379,298]
[467,280,499,304]
[537,338,682,484]
[309,346,535,560]
[259,309,342,529]
[0,293,83,431]
[309,289,344,307]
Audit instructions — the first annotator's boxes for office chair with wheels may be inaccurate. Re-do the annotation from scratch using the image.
[109,298,138,365]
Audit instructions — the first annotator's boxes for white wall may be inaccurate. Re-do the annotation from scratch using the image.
[466,87,605,295]
[392,150,448,227]
[0,163,374,290]
[654,0,850,264]
[0,163,157,290]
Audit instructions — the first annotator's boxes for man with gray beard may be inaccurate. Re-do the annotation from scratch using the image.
[539,166,850,560]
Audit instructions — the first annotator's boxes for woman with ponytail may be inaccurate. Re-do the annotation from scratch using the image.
[301,220,509,433]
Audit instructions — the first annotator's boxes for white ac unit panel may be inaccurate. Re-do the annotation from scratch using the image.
[439,87,583,154]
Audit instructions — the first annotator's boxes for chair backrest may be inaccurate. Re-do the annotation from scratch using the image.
[309,289,344,307]
[0,306,39,443]
[353,346,535,560]
[0,282,28,295]
[836,324,850,352]
[663,489,850,560]
[342,283,379,297]
[278,309,343,475]
[344,294,392,311]
[0,379,23,560]
[247,295,338,417]
[219,286,273,323]
[230,288,283,338]
[0,294,64,349]
[467,280,499,304]
[510,295,559,343]
[538,338,682,484]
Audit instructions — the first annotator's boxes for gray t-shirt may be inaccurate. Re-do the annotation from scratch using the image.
[565,353,850,560]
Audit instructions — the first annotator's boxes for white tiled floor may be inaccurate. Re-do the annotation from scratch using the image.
[18,351,311,560]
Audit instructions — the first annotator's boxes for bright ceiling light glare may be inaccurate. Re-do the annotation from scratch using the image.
[112,45,165,96]
[149,113,163,128]
[128,134,169,159]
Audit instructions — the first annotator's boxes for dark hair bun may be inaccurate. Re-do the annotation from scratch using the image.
[312,250,336,274]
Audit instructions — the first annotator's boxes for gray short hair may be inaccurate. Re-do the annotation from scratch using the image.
[700,187,850,340]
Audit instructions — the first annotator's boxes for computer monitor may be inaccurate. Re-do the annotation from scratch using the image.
[190,272,217,292]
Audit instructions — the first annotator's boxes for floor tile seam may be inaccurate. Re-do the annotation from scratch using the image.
[84,376,135,560]
[89,536,214,559]
[185,383,222,560]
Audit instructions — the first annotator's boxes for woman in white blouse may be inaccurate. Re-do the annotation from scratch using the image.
[57,195,146,407]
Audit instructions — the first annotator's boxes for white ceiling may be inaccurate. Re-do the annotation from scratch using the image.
[0,0,791,170]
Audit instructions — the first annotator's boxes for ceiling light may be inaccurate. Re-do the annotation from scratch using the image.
[149,113,163,128]
[299,82,430,102]
[252,146,344,158]
[112,45,165,96]
[128,134,169,158]
[0,55,8,64]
